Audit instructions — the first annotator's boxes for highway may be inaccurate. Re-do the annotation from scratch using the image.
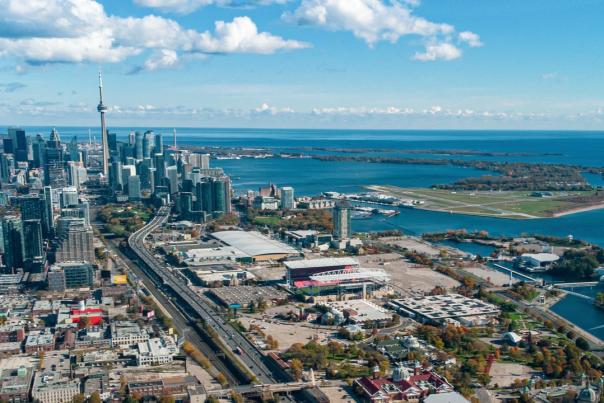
[105,239,240,385]
[92,205,240,385]
[128,205,280,385]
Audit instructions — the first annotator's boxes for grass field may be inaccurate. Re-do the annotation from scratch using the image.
[254,215,283,226]
[368,185,604,219]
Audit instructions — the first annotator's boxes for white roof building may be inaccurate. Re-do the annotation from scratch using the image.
[521,253,560,267]
[211,231,299,261]
[135,337,178,366]
[284,257,359,270]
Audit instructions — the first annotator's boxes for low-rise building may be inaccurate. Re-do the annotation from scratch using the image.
[0,325,25,342]
[25,329,55,353]
[134,337,178,366]
[31,371,81,403]
[389,294,500,326]
[0,366,34,403]
[127,375,199,398]
[355,365,454,403]
[47,262,94,291]
[210,285,288,308]
[110,321,149,347]
[285,257,360,284]
[516,253,560,272]
[0,341,22,357]
[321,299,392,327]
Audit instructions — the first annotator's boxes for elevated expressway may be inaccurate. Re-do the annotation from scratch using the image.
[128,206,284,385]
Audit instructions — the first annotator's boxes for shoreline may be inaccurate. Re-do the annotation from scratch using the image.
[546,297,604,347]
[552,202,604,218]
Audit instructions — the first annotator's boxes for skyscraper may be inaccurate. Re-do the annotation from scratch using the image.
[134,131,144,160]
[212,179,226,213]
[53,219,94,264]
[61,187,79,208]
[128,175,142,201]
[23,219,43,261]
[166,166,178,194]
[18,195,43,222]
[44,128,67,188]
[107,132,117,152]
[9,128,28,162]
[143,131,155,159]
[110,161,123,191]
[281,186,295,210]
[154,134,163,154]
[189,153,210,170]
[32,134,46,168]
[2,216,25,270]
[98,72,109,176]
[42,186,54,237]
[332,202,352,240]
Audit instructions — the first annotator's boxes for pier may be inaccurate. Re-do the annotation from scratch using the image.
[554,281,599,288]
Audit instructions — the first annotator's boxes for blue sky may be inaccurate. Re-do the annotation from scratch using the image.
[0,0,603,129]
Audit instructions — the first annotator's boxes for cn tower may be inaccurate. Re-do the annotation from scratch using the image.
[97,72,109,176]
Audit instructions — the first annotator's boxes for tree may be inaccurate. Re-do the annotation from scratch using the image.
[216,373,228,387]
[290,358,304,381]
[89,392,102,403]
[78,316,90,329]
[575,337,590,351]
[72,394,86,403]
[159,394,175,403]
[230,391,244,403]
[327,341,344,358]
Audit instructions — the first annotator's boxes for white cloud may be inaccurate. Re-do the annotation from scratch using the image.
[143,49,180,71]
[255,102,295,114]
[413,42,461,62]
[0,0,308,67]
[134,0,289,14]
[458,31,482,47]
[284,0,453,45]
[284,0,479,61]
[192,17,310,54]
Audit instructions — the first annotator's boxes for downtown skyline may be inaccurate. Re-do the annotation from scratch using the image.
[0,0,603,129]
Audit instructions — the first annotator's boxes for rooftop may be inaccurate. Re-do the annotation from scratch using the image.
[521,253,560,263]
[210,285,288,307]
[391,294,500,321]
[212,230,298,258]
[323,299,391,323]
[284,257,359,270]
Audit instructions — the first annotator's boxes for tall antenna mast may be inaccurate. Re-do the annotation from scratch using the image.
[97,70,110,176]
[173,128,177,150]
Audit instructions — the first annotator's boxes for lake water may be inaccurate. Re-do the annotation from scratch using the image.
[10,126,604,337]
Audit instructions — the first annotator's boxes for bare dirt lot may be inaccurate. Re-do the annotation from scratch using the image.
[357,253,459,293]
[320,383,362,403]
[464,266,517,286]
[247,265,286,281]
[238,305,337,350]
[378,236,452,257]
[489,362,536,387]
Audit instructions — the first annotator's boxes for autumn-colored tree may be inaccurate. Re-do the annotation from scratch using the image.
[89,391,102,403]
[78,316,90,329]
[290,358,304,381]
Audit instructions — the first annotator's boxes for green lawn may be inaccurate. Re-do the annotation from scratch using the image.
[368,185,602,219]
[254,216,283,226]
